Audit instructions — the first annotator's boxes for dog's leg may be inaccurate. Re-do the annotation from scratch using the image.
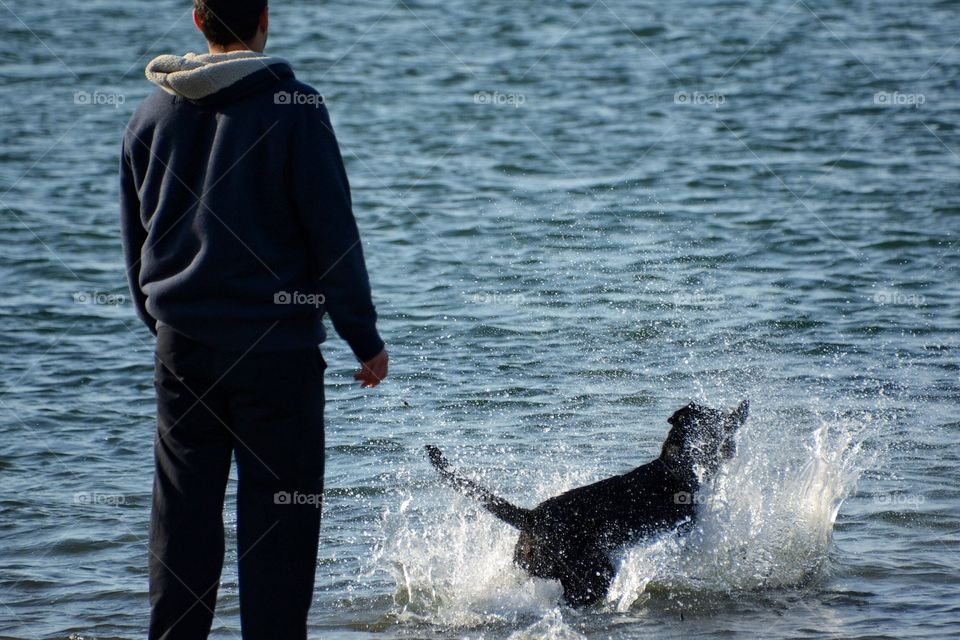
[558,550,615,607]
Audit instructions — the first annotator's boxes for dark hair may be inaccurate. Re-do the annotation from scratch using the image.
[194,0,267,46]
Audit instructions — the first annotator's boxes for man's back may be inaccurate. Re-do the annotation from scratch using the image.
[122,51,383,360]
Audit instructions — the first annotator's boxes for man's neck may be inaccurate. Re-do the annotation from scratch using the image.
[207,42,262,54]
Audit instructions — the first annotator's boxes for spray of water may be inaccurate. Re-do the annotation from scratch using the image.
[370,403,869,636]
[608,413,866,610]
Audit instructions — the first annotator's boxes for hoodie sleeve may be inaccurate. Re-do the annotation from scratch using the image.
[119,134,158,336]
[289,100,384,362]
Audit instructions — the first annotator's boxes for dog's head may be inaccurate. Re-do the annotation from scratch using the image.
[660,400,749,479]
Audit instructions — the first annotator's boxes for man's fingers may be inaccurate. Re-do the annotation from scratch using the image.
[353,367,381,388]
[351,349,388,388]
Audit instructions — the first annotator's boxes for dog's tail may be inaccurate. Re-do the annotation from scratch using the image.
[424,445,531,531]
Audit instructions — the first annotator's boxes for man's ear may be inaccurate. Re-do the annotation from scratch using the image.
[192,9,203,33]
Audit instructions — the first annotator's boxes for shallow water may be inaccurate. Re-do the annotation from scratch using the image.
[1,0,958,638]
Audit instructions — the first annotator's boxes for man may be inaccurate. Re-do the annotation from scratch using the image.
[119,1,388,637]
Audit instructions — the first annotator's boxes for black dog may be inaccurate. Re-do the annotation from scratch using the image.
[425,401,749,606]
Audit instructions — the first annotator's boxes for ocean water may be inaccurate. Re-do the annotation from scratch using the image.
[1,0,958,638]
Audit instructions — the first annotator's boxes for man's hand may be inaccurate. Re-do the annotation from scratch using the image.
[354,349,388,388]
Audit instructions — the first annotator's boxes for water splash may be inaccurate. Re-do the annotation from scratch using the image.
[506,609,587,640]
[609,412,867,610]
[374,486,567,628]
[371,404,869,633]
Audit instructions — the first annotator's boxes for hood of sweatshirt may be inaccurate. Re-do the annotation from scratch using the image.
[145,51,294,106]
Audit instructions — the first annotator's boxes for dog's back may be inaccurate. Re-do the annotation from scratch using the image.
[513,459,698,604]
[527,459,696,548]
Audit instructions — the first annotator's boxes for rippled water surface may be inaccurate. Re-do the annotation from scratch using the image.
[1,0,958,638]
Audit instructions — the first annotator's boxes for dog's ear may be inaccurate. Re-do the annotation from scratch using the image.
[668,403,695,427]
[725,400,749,431]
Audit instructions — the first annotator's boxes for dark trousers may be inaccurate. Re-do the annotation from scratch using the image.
[148,326,326,640]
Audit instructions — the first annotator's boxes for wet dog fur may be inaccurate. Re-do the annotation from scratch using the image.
[425,400,749,606]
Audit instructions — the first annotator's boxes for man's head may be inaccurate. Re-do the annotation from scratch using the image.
[660,400,749,479]
[193,0,269,53]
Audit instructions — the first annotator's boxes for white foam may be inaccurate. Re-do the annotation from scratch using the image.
[609,415,866,610]
[371,406,868,632]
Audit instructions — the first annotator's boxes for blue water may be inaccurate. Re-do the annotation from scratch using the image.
[1,0,958,638]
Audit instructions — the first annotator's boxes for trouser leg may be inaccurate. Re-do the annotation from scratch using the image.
[229,347,327,640]
[148,331,233,640]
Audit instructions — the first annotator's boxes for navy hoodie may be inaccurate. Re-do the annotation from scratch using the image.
[120,51,383,360]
